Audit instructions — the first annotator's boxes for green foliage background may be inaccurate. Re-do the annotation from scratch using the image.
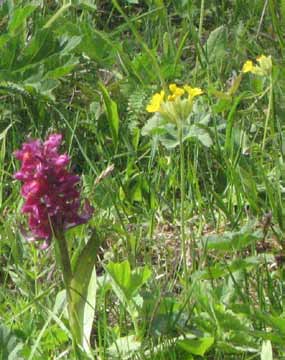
[1,0,285,359]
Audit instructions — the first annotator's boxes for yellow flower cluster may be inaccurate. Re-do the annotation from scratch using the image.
[242,55,272,76]
[146,83,203,113]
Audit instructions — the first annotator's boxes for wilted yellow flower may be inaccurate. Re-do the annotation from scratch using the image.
[242,60,254,73]
[146,90,165,112]
[184,85,203,100]
[168,83,185,101]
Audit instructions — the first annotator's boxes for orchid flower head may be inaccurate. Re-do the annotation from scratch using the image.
[14,133,93,249]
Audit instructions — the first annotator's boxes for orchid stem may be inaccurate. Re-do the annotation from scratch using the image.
[54,231,81,355]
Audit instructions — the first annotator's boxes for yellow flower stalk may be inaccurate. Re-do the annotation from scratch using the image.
[146,90,165,113]
[144,81,204,287]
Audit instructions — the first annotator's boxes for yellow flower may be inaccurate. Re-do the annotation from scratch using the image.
[242,55,272,76]
[168,83,185,101]
[146,90,165,113]
[256,54,272,74]
[242,60,254,73]
[256,55,267,63]
[184,85,203,100]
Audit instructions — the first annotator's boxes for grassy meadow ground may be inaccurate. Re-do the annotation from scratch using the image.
[1,0,285,359]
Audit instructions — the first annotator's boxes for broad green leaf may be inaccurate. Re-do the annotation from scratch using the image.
[184,124,213,147]
[82,267,97,353]
[68,235,100,348]
[177,337,214,356]
[255,312,285,336]
[44,61,79,79]
[218,341,258,354]
[192,255,274,280]
[14,29,53,70]
[0,34,10,52]
[269,316,285,334]
[141,114,167,136]
[107,260,152,300]
[60,22,116,65]
[261,340,273,360]
[53,290,67,315]
[60,35,82,56]
[204,25,227,64]
[130,266,152,296]
[201,225,263,252]
[71,235,100,303]
[159,129,179,149]
[98,82,120,147]
[142,117,212,149]
[213,98,233,113]
[8,5,37,33]
[23,79,60,100]
[0,324,24,360]
[131,181,143,202]
[0,35,21,70]
[107,335,141,359]
[107,260,131,300]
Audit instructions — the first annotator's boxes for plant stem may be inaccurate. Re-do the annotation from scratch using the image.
[194,0,205,81]
[262,75,273,152]
[43,2,72,29]
[179,125,188,283]
[54,231,81,355]
[54,231,73,293]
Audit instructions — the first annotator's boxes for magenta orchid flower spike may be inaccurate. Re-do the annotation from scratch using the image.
[14,134,93,249]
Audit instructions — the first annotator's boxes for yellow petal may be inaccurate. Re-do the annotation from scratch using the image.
[168,83,184,100]
[169,83,177,93]
[184,85,203,98]
[242,60,254,73]
[167,94,176,102]
[146,90,165,112]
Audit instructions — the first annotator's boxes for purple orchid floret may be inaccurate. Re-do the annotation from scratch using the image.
[14,134,93,249]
